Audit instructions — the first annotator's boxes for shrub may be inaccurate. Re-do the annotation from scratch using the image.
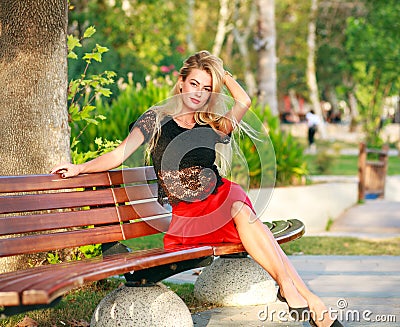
[259,105,308,186]
[71,75,171,153]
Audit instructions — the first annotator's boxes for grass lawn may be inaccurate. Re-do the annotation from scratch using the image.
[304,153,400,176]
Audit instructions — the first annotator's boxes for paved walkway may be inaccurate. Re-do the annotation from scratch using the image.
[328,199,400,239]
[165,198,400,326]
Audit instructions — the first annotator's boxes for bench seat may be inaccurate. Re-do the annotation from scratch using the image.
[0,167,304,316]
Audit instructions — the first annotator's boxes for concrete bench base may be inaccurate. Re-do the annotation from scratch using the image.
[194,257,276,306]
[91,284,193,327]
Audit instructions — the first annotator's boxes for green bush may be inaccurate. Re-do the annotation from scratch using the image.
[260,105,308,186]
[71,75,171,153]
[231,105,276,189]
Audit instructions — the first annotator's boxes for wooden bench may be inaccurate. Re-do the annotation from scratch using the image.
[0,166,304,318]
[358,142,389,201]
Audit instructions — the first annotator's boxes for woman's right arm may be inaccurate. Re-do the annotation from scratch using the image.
[51,127,145,178]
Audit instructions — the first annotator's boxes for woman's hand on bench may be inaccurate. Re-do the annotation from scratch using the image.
[51,162,81,178]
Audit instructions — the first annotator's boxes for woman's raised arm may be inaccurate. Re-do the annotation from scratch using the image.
[222,72,252,134]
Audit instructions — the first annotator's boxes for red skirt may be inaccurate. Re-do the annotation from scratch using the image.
[163,178,256,248]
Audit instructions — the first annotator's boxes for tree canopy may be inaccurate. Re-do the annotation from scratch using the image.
[68,0,399,122]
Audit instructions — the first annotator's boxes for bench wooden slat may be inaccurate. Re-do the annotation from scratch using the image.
[0,167,156,193]
[0,202,168,236]
[270,220,289,235]
[366,160,385,168]
[0,184,158,215]
[0,217,171,257]
[0,246,214,306]
[212,243,246,256]
[274,219,305,243]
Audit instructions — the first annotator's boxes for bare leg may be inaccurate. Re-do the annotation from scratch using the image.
[231,201,307,309]
[232,201,335,327]
[262,224,334,327]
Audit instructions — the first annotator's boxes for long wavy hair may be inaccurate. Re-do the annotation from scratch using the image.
[146,50,253,176]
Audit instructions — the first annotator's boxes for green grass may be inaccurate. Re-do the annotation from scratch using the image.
[295,136,399,176]
[122,233,164,250]
[281,236,400,255]
[304,154,400,175]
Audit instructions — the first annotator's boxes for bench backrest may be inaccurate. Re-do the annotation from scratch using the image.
[0,167,171,258]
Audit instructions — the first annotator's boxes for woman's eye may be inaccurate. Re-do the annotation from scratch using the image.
[190,82,198,87]
[204,88,212,92]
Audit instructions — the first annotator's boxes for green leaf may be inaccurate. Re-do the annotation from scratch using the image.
[83,52,102,62]
[84,118,100,125]
[105,71,117,78]
[68,80,80,99]
[92,52,102,62]
[96,44,109,54]
[67,51,78,59]
[71,138,80,149]
[67,35,82,52]
[98,87,112,97]
[82,53,94,62]
[68,103,81,120]
[82,105,96,114]
[83,26,96,38]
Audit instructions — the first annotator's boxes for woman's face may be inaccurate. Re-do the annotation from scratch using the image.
[180,68,212,112]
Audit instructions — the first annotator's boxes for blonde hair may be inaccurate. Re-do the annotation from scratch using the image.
[146,50,252,176]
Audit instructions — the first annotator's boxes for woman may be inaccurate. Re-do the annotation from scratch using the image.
[52,51,343,327]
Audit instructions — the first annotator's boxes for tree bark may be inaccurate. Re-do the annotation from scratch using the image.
[306,0,326,137]
[186,0,196,53]
[0,0,70,273]
[0,0,70,176]
[232,0,257,97]
[212,0,231,57]
[255,0,278,116]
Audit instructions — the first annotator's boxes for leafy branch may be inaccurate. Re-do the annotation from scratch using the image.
[67,26,117,149]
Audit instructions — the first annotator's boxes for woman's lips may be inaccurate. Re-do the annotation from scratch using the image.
[190,97,200,104]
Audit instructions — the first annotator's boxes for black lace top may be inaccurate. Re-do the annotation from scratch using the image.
[133,109,230,205]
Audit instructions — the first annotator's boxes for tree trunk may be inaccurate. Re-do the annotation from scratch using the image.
[255,0,278,115]
[0,0,70,273]
[186,0,196,53]
[306,0,326,138]
[233,0,257,97]
[212,0,232,57]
